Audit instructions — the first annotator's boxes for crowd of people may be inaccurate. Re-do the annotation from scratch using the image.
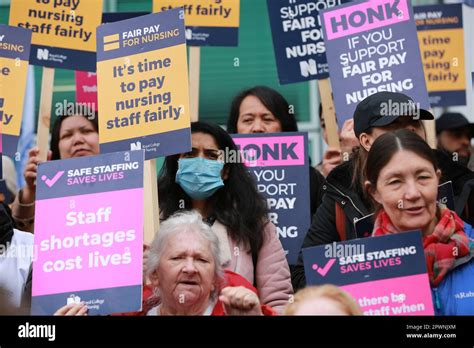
[1,86,474,316]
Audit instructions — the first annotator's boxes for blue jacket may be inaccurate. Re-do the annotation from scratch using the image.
[433,222,474,315]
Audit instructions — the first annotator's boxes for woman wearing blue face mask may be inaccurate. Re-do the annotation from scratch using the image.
[158,122,293,313]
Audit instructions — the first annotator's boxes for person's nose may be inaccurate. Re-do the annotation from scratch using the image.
[182,257,197,273]
[72,131,85,145]
[404,180,422,202]
[251,119,265,133]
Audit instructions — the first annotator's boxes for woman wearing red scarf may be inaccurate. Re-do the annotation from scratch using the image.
[364,129,474,315]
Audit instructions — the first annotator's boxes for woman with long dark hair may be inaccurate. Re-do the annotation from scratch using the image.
[158,121,293,313]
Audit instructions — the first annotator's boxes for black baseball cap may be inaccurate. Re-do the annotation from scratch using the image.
[436,112,474,137]
[353,92,433,138]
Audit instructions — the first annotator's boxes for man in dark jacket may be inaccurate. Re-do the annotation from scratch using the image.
[292,92,474,290]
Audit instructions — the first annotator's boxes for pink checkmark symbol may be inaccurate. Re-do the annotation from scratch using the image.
[41,171,65,188]
[312,259,336,277]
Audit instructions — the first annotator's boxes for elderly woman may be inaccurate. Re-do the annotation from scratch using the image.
[140,210,275,316]
[364,129,474,315]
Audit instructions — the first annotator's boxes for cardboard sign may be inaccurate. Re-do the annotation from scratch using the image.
[31,151,144,315]
[0,25,31,157]
[414,4,466,106]
[321,0,430,128]
[9,0,102,71]
[153,0,240,46]
[267,0,349,84]
[303,231,434,315]
[96,9,191,160]
[232,132,311,265]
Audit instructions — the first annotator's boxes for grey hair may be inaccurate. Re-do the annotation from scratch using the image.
[147,210,224,285]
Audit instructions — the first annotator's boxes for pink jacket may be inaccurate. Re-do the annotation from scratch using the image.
[211,220,293,313]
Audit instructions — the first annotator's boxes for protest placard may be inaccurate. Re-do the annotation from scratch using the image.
[154,0,240,46]
[415,4,466,107]
[31,150,144,315]
[0,24,31,157]
[232,132,310,265]
[9,0,102,71]
[267,0,350,85]
[303,231,434,315]
[96,9,191,160]
[321,0,430,128]
[75,71,97,111]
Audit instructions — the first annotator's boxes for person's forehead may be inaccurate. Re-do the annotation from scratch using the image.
[60,116,92,131]
[379,151,433,176]
[191,132,219,149]
[240,95,270,112]
[166,231,212,254]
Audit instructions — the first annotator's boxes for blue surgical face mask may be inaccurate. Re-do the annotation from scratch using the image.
[175,157,225,200]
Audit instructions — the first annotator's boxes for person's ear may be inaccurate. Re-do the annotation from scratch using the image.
[365,180,382,205]
[359,133,373,151]
[149,270,160,287]
[436,169,442,181]
[221,165,229,181]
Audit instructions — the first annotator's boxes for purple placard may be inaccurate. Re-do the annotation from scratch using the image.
[321,0,430,128]
[231,132,310,265]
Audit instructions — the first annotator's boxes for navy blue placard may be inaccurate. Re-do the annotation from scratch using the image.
[29,44,96,72]
[232,132,311,265]
[36,150,144,201]
[267,0,350,84]
[185,26,238,46]
[414,4,463,31]
[303,230,427,286]
[0,24,32,61]
[97,8,186,62]
[31,285,141,316]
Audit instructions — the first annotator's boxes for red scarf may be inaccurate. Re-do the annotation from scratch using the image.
[373,207,471,286]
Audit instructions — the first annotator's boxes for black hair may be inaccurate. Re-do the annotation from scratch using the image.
[158,121,268,253]
[227,86,298,133]
[50,113,99,160]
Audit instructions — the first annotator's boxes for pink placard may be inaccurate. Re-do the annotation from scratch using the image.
[232,135,305,167]
[75,71,98,108]
[323,0,410,40]
[32,188,143,296]
[342,274,434,315]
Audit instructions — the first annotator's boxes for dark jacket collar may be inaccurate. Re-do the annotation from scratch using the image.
[325,157,372,216]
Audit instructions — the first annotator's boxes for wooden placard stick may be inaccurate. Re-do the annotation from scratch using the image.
[318,78,340,150]
[144,158,160,245]
[36,67,55,161]
[189,46,201,122]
